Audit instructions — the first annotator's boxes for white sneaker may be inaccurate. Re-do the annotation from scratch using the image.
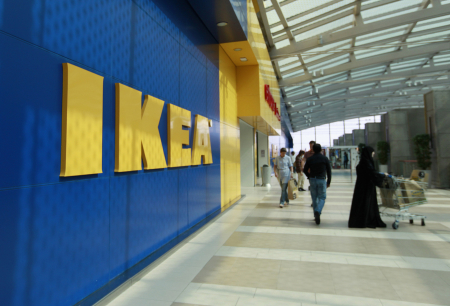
[279,204,284,208]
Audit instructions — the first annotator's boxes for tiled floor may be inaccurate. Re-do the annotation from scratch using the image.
[103,170,450,306]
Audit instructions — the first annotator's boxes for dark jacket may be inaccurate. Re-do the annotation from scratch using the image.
[348,146,386,228]
[303,153,332,185]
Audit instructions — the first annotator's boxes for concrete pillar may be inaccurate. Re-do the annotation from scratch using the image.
[344,133,353,146]
[365,123,383,167]
[385,110,411,175]
[384,109,425,176]
[352,129,365,146]
[365,123,383,149]
[408,109,426,141]
[333,139,338,146]
[425,90,450,188]
[338,136,344,146]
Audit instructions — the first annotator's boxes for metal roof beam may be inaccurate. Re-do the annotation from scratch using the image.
[270,0,294,40]
[291,103,422,128]
[272,6,354,37]
[279,42,450,87]
[256,0,275,47]
[284,64,450,102]
[270,0,344,29]
[270,4,450,59]
[289,98,423,121]
[265,0,297,12]
[287,79,449,107]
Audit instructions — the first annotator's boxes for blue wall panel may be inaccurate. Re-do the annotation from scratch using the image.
[0,180,110,306]
[0,0,222,305]
[0,33,114,189]
[0,0,113,75]
[187,167,207,227]
[180,47,207,116]
[206,165,221,216]
[177,168,190,235]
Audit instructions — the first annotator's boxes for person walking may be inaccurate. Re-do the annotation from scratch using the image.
[331,152,336,168]
[274,148,293,208]
[290,151,297,182]
[348,146,387,228]
[343,152,349,169]
[303,141,318,205]
[295,150,306,191]
[302,141,315,166]
[303,144,331,225]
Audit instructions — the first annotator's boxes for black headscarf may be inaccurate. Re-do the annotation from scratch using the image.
[360,146,375,169]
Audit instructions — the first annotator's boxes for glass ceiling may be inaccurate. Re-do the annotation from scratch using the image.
[257,0,450,131]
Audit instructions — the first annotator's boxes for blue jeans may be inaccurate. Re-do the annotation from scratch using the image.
[310,178,327,214]
[279,181,289,204]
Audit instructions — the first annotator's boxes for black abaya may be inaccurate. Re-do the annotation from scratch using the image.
[348,147,386,228]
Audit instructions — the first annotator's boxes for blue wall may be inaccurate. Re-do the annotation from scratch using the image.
[0,1,220,305]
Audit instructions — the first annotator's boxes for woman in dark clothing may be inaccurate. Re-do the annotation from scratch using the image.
[348,146,387,228]
[343,152,349,169]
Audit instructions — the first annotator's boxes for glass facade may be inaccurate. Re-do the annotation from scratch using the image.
[292,116,381,152]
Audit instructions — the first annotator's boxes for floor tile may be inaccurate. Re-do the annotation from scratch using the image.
[106,174,450,306]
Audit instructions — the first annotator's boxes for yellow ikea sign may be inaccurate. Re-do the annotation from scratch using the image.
[60,63,213,177]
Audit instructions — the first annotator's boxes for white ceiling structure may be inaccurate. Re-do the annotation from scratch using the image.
[256,0,450,132]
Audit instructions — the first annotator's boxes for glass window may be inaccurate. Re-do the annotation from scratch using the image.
[301,127,316,151]
[344,118,360,133]
[316,124,331,148]
[330,121,345,146]
[359,116,375,128]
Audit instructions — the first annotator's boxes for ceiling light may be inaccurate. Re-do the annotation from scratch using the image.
[240,57,248,62]
[234,48,242,51]
[217,22,228,27]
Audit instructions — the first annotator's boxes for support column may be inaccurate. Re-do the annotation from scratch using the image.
[385,110,411,175]
[352,130,365,146]
[425,90,450,188]
[344,133,353,146]
[365,122,383,167]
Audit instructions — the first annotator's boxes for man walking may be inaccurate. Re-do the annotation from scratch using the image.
[302,140,317,206]
[303,144,332,225]
[302,141,316,164]
[274,148,293,208]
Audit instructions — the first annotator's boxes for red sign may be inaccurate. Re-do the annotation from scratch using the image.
[264,85,281,121]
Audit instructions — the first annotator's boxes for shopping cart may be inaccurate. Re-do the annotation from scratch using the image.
[378,176,428,230]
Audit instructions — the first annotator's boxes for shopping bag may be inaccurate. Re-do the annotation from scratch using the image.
[288,179,298,200]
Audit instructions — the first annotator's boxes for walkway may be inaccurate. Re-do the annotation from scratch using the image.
[103,171,450,306]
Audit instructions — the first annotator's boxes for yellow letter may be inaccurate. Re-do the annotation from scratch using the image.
[141,95,167,169]
[60,63,104,177]
[191,115,213,165]
[115,83,142,172]
[168,104,191,167]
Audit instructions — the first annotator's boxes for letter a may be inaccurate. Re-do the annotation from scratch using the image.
[191,115,213,165]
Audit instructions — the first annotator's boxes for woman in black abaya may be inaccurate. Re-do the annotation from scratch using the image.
[348,146,387,228]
